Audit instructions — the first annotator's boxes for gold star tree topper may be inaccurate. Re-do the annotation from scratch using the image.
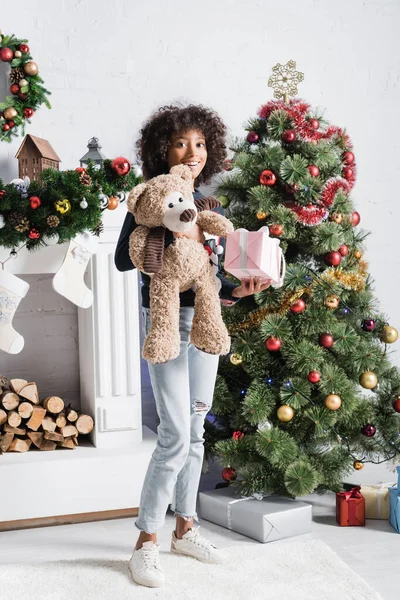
[268,60,304,103]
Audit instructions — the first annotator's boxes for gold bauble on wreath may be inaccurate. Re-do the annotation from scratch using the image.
[324,394,342,410]
[359,370,378,389]
[354,250,362,259]
[325,295,340,309]
[381,325,399,344]
[24,60,39,76]
[256,210,268,220]
[55,199,71,214]
[3,107,18,120]
[330,212,344,224]
[353,461,364,471]
[230,353,243,366]
[277,405,294,422]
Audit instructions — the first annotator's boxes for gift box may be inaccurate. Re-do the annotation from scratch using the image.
[360,482,394,520]
[389,466,400,533]
[336,486,365,526]
[224,226,286,288]
[197,486,312,543]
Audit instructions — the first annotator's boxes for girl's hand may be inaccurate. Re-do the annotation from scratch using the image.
[231,276,272,298]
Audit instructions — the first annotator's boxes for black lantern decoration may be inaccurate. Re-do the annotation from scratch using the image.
[79,137,107,169]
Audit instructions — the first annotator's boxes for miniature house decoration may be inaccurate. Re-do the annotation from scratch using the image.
[15,134,61,181]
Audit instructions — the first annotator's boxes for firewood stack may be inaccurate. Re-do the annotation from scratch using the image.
[0,375,94,453]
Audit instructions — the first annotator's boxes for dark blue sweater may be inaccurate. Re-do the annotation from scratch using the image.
[114,190,239,308]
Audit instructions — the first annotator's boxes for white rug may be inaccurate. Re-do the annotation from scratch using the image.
[0,538,382,600]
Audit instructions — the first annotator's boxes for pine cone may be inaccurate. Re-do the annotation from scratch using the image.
[8,211,23,227]
[15,217,30,233]
[9,67,25,84]
[93,220,104,237]
[80,173,92,186]
[47,215,60,228]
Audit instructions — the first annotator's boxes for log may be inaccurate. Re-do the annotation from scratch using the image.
[18,382,40,405]
[76,414,94,435]
[3,424,26,435]
[60,425,78,437]
[0,391,19,411]
[26,406,46,431]
[73,435,79,446]
[8,438,32,453]
[18,401,34,419]
[0,408,7,426]
[9,378,28,394]
[66,408,78,422]
[43,396,64,414]
[7,411,22,429]
[0,433,14,452]
[44,431,64,443]
[27,432,44,449]
[56,413,67,428]
[40,440,57,451]
[58,438,75,449]
[41,416,57,433]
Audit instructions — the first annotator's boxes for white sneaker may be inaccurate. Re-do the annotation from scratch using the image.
[170,526,227,564]
[129,541,165,588]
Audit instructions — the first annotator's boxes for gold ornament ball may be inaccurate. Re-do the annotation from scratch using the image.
[330,212,344,224]
[24,61,39,76]
[359,371,378,389]
[277,405,294,422]
[256,210,268,220]
[14,50,22,58]
[3,107,17,120]
[55,199,72,214]
[381,325,399,344]
[354,250,362,259]
[325,295,340,309]
[353,461,364,471]
[230,353,243,366]
[107,196,119,210]
[324,394,342,410]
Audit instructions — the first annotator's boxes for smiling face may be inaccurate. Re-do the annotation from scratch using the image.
[167,129,208,186]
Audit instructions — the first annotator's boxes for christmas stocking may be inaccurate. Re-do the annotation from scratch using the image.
[52,232,98,309]
[0,270,30,354]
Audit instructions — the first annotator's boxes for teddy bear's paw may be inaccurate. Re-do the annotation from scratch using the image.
[142,333,180,364]
[191,329,231,356]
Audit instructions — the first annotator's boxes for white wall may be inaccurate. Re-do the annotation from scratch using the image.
[1,0,400,391]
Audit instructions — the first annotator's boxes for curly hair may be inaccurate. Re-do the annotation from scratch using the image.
[136,104,227,185]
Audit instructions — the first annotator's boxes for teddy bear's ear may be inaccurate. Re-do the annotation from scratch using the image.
[169,164,192,182]
[127,183,147,214]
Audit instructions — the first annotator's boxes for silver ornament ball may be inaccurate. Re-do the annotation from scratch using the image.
[80,199,88,209]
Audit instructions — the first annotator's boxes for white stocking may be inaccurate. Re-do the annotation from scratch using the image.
[52,232,98,308]
[0,270,30,354]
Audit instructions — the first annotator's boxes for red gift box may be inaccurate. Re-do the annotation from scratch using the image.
[336,486,365,526]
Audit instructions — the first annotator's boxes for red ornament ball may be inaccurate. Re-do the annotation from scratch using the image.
[319,333,334,348]
[362,423,376,437]
[19,44,30,53]
[28,229,40,239]
[111,156,131,176]
[260,170,276,186]
[343,151,355,165]
[29,196,41,209]
[232,431,245,441]
[392,396,400,413]
[342,166,353,180]
[222,467,237,482]
[2,124,10,132]
[339,244,349,257]
[8,120,15,129]
[350,211,361,226]
[269,223,283,236]
[308,370,321,384]
[247,131,259,144]
[266,336,282,352]
[324,251,342,266]
[282,129,296,143]
[362,319,376,332]
[309,119,319,130]
[308,165,320,177]
[18,92,28,101]
[10,84,20,95]
[290,299,306,313]
[23,107,34,118]
[75,167,86,174]
[223,158,233,171]
[0,47,13,62]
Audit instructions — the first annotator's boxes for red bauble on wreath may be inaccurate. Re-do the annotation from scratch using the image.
[309,118,319,130]
[259,170,277,186]
[111,156,131,176]
[28,228,40,239]
[282,129,296,143]
[324,251,341,266]
[266,336,282,352]
[308,164,320,177]
[392,396,400,413]
[343,151,355,165]
[350,211,361,226]
[0,47,13,62]
[308,370,321,384]
[29,196,41,209]
[290,299,306,313]
[269,223,283,236]
[319,333,334,348]
[339,244,349,257]
[222,467,237,482]
[10,84,20,95]
[247,131,259,144]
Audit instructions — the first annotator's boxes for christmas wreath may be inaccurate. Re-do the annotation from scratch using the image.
[0,158,142,251]
[0,31,51,143]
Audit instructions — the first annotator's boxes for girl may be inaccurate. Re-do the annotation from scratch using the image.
[114,104,271,588]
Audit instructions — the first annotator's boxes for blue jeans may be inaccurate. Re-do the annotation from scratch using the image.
[135,306,219,534]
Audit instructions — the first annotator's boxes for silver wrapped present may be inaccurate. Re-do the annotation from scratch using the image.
[198,486,312,543]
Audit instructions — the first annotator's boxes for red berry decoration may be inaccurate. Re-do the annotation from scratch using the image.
[343,151,355,165]
[342,166,353,180]
[362,424,376,437]
[223,159,233,171]
[111,156,131,176]
[23,107,34,118]
[232,431,245,441]
[308,165,320,177]
[308,371,321,384]
[222,467,237,482]
[10,84,20,95]
[269,223,283,236]
[350,211,361,226]
[266,336,282,352]
[259,170,276,186]
[0,47,13,62]
[319,333,334,348]
[18,92,28,101]
[324,251,342,266]
[309,118,319,130]
[339,244,349,257]
[247,131,259,144]
[29,196,41,209]
[282,129,296,143]
[393,396,400,413]
[362,319,376,332]
[28,229,40,239]
[19,44,30,53]
[8,121,15,129]
[75,167,86,174]
[2,124,10,132]
[290,299,306,313]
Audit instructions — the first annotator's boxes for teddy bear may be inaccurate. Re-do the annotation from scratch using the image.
[127,164,234,364]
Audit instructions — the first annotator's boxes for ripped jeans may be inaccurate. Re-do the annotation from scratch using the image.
[135,306,219,534]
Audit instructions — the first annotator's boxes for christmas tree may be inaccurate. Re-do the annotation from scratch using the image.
[206,62,400,498]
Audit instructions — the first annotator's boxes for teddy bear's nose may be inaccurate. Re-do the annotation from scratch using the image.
[179,208,196,222]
